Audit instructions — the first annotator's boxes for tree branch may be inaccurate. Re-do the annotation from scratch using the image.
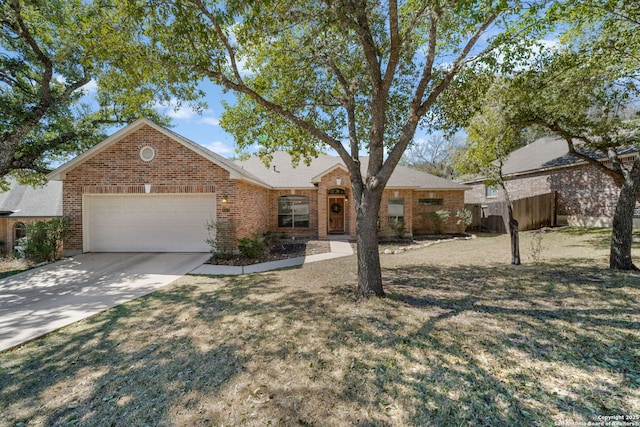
[382,0,399,92]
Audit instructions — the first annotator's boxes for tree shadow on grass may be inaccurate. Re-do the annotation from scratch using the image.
[1,262,639,426]
[378,262,640,424]
[0,275,280,426]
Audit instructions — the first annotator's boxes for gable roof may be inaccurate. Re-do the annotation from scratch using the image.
[0,178,62,217]
[464,135,639,183]
[236,151,468,190]
[47,118,267,188]
[46,118,467,191]
[501,136,575,175]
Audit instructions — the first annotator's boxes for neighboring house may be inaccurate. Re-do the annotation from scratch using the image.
[0,178,62,255]
[45,118,467,254]
[464,135,640,228]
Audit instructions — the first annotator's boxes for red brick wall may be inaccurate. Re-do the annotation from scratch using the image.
[352,189,466,237]
[411,190,466,235]
[62,125,253,251]
[233,181,270,239]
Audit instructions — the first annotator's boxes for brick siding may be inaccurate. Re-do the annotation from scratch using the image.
[464,163,624,219]
[62,125,265,251]
[60,123,468,250]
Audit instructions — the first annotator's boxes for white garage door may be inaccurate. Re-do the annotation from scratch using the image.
[84,194,216,252]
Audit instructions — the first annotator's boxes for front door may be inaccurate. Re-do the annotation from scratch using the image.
[328,196,345,233]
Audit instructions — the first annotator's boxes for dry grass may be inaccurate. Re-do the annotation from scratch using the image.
[0,257,32,279]
[1,228,639,426]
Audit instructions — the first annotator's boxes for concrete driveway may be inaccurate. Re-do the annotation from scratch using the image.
[0,252,209,352]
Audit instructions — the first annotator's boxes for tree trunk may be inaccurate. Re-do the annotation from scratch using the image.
[501,181,520,265]
[509,218,520,265]
[610,177,639,270]
[355,187,385,299]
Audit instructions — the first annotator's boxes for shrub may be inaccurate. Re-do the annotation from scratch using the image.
[528,229,546,264]
[425,210,450,234]
[206,219,236,259]
[21,217,70,263]
[455,209,473,233]
[388,218,408,239]
[237,236,265,259]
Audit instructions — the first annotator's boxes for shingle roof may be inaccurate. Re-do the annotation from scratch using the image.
[0,179,62,217]
[502,136,576,175]
[235,152,342,189]
[236,151,468,190]
[465,135,639,182]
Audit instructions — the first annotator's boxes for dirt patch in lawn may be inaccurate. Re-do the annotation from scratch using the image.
[0,257,33,279]
[209,238,331,266]
[1,227,639,426]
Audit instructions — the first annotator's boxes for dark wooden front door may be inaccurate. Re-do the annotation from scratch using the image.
[328,197,345,233]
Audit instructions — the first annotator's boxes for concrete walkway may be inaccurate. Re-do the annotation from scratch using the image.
[191,239,354,275]
[0,252,209,352]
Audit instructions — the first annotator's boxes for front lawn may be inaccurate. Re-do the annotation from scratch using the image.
[0,257,32,279]
[1,228,639,426]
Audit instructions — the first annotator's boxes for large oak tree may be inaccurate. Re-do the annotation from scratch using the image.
[125,0,549,297]
[0,0,167,188]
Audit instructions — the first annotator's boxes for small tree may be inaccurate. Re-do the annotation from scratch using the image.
[21,217,70,263]
[455,82,524,264]
[206,219,236,259]
[423,209,451,235]
[402,134,464,179]
[455,209,473,234]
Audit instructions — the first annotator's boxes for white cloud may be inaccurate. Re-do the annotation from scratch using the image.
[199,116,221,126]
[82,79,98,95]
[154,98,201,120]
[201,140,235,156]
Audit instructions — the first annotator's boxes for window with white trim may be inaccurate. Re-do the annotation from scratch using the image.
[388,198,404,226]
[485,184,498,198]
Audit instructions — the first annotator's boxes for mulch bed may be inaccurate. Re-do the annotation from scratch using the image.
[209,238,331,266]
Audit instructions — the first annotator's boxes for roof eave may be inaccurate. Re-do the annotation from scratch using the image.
[310,163,349,183]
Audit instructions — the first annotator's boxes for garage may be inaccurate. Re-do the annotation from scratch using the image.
[83,194,216,252]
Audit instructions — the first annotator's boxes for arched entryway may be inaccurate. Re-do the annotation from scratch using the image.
[328,188,346,234]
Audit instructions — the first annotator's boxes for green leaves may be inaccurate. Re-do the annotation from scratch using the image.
[0,0,170,182]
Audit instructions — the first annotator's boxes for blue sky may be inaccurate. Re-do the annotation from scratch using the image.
[151,80,240,158]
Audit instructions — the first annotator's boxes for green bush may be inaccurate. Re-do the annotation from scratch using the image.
[388,218,408,239]
[21,217,71,263]
[237,237,265,259]
[424,210,450,235]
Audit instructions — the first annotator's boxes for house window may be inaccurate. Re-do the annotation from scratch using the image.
[14,222,27,255]
[278,196,309,228]
[485,184,498,198]
[14,222,27,242]
[388,198,404,225]
[419,198,443,206]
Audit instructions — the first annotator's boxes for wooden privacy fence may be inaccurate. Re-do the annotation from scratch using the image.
[466,192,557,233]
